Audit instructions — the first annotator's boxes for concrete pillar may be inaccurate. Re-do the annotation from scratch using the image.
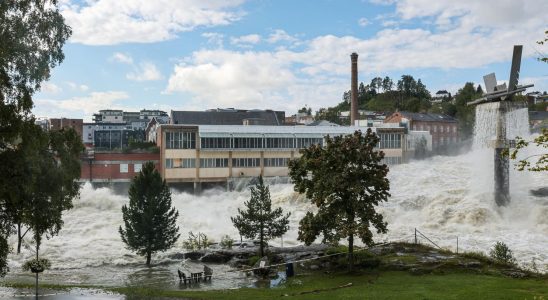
[193,181,202,195]
[350,53,359,126]
[494,102,510,206]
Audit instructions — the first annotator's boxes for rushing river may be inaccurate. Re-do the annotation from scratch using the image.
[3,106,548,288]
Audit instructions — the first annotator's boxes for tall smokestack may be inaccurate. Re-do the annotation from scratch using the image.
[350,52,359,126]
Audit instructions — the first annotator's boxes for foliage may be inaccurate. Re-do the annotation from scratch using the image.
[0,0,71,150]
[0,0,71,277]
[231,176,290,257]
[289,129,390,272]
[220,235,234,250]
[489,241,516,266]
[183,231,210,251]
[22,258,51,273]
[0,236,8,277]
[454,82,482,138]
[1,123,82,255]
[537,30,547,64]
[297,106,312,116]
[119,162,180,265]
[506,128,547,172]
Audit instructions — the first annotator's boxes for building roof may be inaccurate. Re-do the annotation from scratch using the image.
[307,120,340,127]
[398,112,457,123]
[170,109,285,126]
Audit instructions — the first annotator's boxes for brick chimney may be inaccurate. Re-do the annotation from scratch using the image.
[350,52,359,126]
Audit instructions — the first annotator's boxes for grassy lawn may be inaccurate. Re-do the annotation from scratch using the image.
[115,271,548,300]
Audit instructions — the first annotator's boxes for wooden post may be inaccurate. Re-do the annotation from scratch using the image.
[457,236,459,254]
[414,228,417,244]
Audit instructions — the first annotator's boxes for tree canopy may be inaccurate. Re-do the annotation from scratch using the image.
[0,0,71,277]
[119,162,180,265]
[288,129,390,271]
[231,176,290,258]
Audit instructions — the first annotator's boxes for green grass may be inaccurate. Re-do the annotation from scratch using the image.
[113,271,548,300]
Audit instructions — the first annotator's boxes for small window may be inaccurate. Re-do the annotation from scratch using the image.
[134,163,142,173]
[120,164,128,173]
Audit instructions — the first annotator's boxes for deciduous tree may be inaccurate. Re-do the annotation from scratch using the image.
[289,129,390,272]
[0,0,71,277]
[119,162,180,265]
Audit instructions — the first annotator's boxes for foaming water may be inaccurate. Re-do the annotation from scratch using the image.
[6,147,547,282]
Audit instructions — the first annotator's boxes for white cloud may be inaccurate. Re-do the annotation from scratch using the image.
[66,81,90,92]
[202,32,225,48]
[34,91,130,120]
[165,50,296,108]
[358,18,370,27]
[267,29,299,44]
[127,62,163,81]
[369,0,396,5]
[110,52,134,64]
[230,34,261,47]
[165,0,546,112]
[61,0,246,45]
[41,82,62,94]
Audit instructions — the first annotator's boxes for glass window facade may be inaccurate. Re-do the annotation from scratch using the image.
[378,133,402,149]
[232,158,260,168]
[200,158,229,168]
[264,158,290,167]
[166,131,196,149]
[165,158,195,168]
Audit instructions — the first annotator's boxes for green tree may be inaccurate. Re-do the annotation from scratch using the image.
[454,82,481,138]
[289,129,390,272]
[382,76,394,92]
[0,0,71,277]
[489,241,516,266]
[4,123,82,254]
[506,128,547,172]
[231,176,290,258]
[119,162,180,265]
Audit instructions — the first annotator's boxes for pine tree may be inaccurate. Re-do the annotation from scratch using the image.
[289,129,390,272]
[119,162,180,265]
[231,176,290,257]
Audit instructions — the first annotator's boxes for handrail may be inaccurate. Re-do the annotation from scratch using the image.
[415,228,442,250]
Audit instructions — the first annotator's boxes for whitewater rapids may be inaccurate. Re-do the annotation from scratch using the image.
[5,147,547,279]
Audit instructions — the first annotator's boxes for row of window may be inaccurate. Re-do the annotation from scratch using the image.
[165,157,289,168]
[413,124,457,133]
[378,133,402,149]
[200,137,324,149]
[167,132,404,150]
[166,132,196,149]
[382,156,402,165]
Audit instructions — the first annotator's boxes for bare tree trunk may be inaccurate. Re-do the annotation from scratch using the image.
[146,251,151,266]
[17,223,22,254]
[259,227,264,258]
[348,234,354,273]
[35,241,39,299]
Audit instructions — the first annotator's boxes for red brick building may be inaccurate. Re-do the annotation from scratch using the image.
[80,152,160,183]
[49,118,83,137]
[385,112,459,149]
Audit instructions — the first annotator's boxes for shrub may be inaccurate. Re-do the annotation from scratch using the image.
[489,241,516,266]
[248,255,260,266]
[183,231,209,250]
[220,235,233,249]
[462,251,491,262]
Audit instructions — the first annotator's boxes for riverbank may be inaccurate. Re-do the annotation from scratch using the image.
[2,242,546,299]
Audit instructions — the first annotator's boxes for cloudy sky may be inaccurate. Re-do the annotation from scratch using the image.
[34,0,548,121]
